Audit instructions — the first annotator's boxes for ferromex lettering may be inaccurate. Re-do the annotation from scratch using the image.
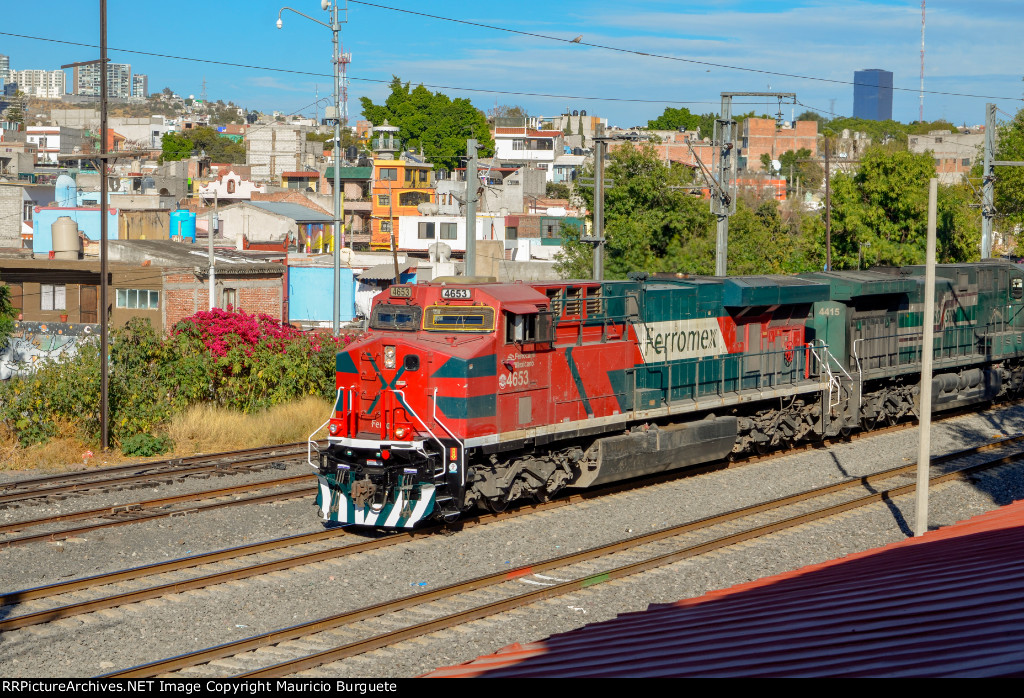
[637,318,725,363]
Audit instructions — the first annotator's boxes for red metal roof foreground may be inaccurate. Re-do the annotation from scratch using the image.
[425,500,1024,678]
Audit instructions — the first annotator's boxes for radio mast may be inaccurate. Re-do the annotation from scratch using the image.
[920,1,925,122]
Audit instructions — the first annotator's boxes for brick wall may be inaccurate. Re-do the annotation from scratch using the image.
[162,269,283,332]
[743,118,818,172]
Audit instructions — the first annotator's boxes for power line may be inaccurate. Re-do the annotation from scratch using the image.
[0,30,771,107]
[347,1,1022,103]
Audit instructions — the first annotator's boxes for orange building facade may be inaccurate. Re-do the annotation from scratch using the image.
[370,159,433,250]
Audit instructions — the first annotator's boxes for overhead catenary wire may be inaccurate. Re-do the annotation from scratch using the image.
[346,1,1022,103]
[0,27,1019,106]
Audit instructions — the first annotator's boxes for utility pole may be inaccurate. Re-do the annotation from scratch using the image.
[465,138,478,277]
[824,140,832,271]
[389,181,398,281]
[713,92,796,276]
[593,123,605,280]
[916,177,938,537]
[981,102,1024,258]
[209,190,217,309]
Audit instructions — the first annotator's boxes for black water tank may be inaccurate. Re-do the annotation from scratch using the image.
[346,145,358,160]
[573,148,583,156]
[572,110,579,116]
[580,110,587,116]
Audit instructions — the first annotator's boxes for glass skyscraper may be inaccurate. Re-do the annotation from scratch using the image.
[853,69,893,121]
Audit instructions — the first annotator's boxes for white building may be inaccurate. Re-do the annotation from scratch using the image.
[10,70,65,99]
[74,62,131,99]
[492,126,564,182]
[108,116,175,149]
[25,126,88,165]
[197,171,266,203]
[396,214,510,254]
[132,73,148,99]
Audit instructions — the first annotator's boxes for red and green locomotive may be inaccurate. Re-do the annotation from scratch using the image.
[310,262,1024,527]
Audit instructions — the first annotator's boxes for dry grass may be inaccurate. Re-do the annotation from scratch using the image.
[0,398,334,473]
[0,417,108,473]
[165,397,333,456]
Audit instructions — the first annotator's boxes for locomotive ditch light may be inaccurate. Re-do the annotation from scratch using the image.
[384,345,397,368]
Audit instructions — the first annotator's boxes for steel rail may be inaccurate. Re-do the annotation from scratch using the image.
[0,445,309,505]
[107,434,1024,678]
[0,478,314,548]
[236,443,1024,678]
[9,429,1023,631]
[5,424,1021,623]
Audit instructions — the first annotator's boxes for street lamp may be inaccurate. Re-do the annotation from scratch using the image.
[277,2,345,336]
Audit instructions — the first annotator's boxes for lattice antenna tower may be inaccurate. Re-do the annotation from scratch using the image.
[339,0,351,126]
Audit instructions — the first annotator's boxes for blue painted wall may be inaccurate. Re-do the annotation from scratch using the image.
[288,266,357,323]
[33,207,119,255]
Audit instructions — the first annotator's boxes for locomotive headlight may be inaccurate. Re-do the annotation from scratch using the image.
[384,345,397,369]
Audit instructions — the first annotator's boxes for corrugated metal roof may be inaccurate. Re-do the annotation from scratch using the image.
[425,500,1024,678]
[245,201,333,223]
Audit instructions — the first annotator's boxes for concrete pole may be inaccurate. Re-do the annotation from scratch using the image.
[465,138,478,277]
[915,177,938,537]
[593,124,605,281]
[825,141,832,270]
[209,189,217,309]
[982,103,996,259]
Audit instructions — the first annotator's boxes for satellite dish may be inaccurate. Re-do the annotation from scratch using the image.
[771,159,782,173]
[428,242,452,263]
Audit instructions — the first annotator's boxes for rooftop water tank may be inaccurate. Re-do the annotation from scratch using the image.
[51,216,82,260]
[55,174,77,208]
[169,209,197,243]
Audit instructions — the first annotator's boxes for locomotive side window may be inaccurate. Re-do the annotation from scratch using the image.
[370,304,422,331]
[505,311,554,345]
[1013,277,1023,300]
[423,306,495,332]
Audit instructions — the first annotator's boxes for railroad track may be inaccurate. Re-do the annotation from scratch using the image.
[0,473,314,548]
[0,443,311,508]
[2,423,1019,634]
[92,432,1024,678]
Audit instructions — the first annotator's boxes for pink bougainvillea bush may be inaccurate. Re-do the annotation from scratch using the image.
[0,312,360,453]
[168,309,359,412]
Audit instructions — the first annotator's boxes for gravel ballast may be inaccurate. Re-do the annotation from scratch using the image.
[2,404,1024,678]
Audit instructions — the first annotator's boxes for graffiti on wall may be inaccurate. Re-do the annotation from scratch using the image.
[0,322,98,380]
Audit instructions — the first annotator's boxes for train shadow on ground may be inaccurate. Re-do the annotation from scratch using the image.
[937,404,1024,512]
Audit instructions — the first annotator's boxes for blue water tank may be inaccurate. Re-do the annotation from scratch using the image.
[169,209,197,242]
[55,174,77,207]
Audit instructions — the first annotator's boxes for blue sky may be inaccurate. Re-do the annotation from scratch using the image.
[1,1,1021,128]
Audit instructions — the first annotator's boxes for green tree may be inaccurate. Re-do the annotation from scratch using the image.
[570,143,717,278]
[990,107,1024,238]
[0,278,16,348]
[158,127,245,164]
[546,182,570,199]
[778,148,823,190]
[3,91,26,125]
[360,76,493,172]
[827,146,977,269]
[158,131,194,163]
